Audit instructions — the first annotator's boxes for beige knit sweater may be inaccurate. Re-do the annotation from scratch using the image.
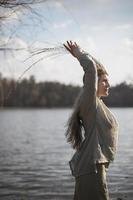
[69,52,119,177]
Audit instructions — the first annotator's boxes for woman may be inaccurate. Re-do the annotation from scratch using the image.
[64,41,119,200]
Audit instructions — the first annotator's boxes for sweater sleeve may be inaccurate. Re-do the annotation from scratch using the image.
[78,53,98,124]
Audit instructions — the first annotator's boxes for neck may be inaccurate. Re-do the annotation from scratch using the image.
[96,93,101,98]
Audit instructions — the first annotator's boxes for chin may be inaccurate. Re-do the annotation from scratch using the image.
[102,92,109,97]
[105,91,109,96]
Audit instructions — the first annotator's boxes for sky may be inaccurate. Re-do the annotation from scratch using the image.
[0,0,133,86]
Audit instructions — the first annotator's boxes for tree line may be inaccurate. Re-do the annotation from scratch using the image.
[0,74,133,107]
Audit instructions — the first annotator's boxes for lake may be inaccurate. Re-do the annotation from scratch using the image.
[0,108,133,200]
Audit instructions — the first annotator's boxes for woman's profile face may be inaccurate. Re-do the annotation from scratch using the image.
[97,74,110,98]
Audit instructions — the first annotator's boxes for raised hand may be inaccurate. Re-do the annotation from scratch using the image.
[63,40,82,59]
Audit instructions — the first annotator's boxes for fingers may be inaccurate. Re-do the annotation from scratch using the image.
[74,42,78,48]
[74,42,78,47]
[63,43,71,53]
[65,40,78,49]
[63,40,73,52]
[63,41,74,56]
[67,40,73,49]
[63,40,80,58]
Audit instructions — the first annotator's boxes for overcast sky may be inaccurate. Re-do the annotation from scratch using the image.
[0,0,133,86]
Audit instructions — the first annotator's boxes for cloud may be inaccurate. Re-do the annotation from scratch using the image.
[52,1,63,8]
[86,36,97,52]
[53,20,73,29]
[114,24,133,31]
[0,7,24,26]
[0,37,29,78]
[90,25,106,31]
[9,38,27,48]
[122,38,133,50]
[0,37,28,55]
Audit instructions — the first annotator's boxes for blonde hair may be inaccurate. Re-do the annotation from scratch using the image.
[97,63,108,78]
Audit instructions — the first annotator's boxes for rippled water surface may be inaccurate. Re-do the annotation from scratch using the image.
[0,108,133,200]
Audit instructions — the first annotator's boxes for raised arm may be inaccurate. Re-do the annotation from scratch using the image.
[63,41,97,119]
[78,53,97,116]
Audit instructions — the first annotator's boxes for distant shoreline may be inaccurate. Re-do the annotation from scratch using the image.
[0,74,133,107]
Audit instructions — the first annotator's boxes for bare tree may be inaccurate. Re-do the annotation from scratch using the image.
[0,0,47,8]
[0,0,48,47]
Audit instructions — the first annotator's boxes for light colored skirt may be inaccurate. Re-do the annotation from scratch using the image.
[74,164,110,200]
